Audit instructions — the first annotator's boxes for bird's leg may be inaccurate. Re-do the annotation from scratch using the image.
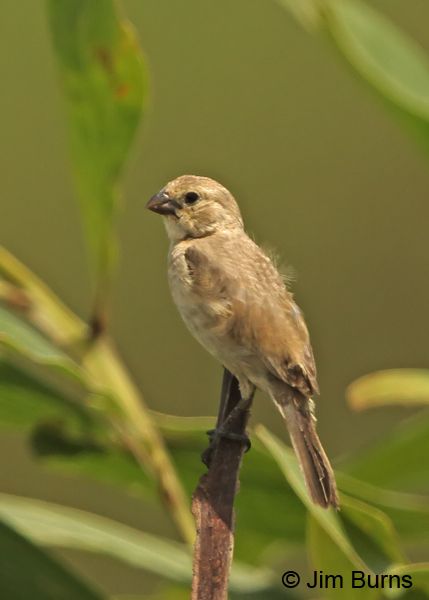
[215,365,235,429]
[205,396,254,451]
[202,371,254,467]
[215,394,254,438]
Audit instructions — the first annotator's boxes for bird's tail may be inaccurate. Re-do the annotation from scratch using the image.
[276,393,339,509]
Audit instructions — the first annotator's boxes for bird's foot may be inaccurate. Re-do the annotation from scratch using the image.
[201,427,251,467]
[206,428,252,451]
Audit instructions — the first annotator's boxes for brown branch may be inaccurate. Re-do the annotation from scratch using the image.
[191,368,252,600]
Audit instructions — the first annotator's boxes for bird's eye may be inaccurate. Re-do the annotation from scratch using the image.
[184,191,199,205]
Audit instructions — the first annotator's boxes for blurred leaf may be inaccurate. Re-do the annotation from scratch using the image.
[153,412,216,434]
[116,590,191,600]
[343,411,429,491]
[278,0,429,154]
[338,474,429,543]
[229,589,294,599]
[154,417,307,564]
[35,408,308,570]
[399,591,429,600]
[257,428,414,594]
[119,583,296,600]
[339,495,405,574]
[0,493,192,584]
[308,516,378,600]
[0,517,104,600]
[274,0,320,30]
[0,328,194,546]
[0,360,83,430]
[0,493,276,594]
[0,304,85,385]
[255,425,367,569]
[0,358,158,500]
[387,564,429,595]
[325,0,429,119]
[324,0,429,153]
[0,245,195,546]
[347,370,429,410]
[47,0,148,286]
[0,245,85,345]
[235,436,307,562]
[40,443,157,500]
[112,592,192,600]
[82,342,196,545]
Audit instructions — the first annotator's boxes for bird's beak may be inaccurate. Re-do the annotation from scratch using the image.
[146,191,180,216]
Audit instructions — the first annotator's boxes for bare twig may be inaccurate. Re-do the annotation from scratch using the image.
[191,368,252,600]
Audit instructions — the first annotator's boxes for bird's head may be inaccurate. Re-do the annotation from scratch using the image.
[146,175,244,241]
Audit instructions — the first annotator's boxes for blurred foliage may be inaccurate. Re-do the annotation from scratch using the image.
[0,0,429,598]
[0,518,104,600]
[347,370,429,410]
[283,0,429,154]
[48,0,149,309]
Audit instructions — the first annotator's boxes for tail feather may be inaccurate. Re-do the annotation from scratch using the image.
[278,397,339,510]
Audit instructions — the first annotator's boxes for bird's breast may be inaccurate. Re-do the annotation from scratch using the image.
[167,244,234,359]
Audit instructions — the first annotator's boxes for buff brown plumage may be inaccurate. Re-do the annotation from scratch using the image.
[147,175,338,509]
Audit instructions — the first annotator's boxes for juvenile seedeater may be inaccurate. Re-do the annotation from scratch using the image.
[147,175,339,509]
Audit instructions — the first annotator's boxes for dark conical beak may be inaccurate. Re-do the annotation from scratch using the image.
[146,191,180,216]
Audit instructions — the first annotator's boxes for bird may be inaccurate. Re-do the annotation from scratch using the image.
[146,175,339,509]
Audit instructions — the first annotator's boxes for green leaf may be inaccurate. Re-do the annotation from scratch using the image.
[257,428,411,593]
[0,359,157,500]
[235,436,307,561]
[308,516,378,600]
[0,493,275,595]
[274,0,321,31]
[0,493,192,584]
[0,245,85,345]
[0,304,85,385]
[154,416,307,564]
[0,247,195,546]
[387,564,429,595]
[255,425,366,569]
[40,409,307,568]
[82,342,196,545]
[343,411,429,490]
[339,495,405,574]
[324,0,429,153]
[0,516,104,600]
[396,590,429,600]
[0,359,93,433]
[123,584,298,600]
[47,0,148,283]
[116,590,191,600]
[113,586,296,600]
[338,474,429,544]
[347,370,429,410]
[0,369,289,590]
[41,443,156,498]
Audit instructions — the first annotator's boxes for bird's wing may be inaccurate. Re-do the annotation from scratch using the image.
[184,238,319,397]
[230,272,318,397]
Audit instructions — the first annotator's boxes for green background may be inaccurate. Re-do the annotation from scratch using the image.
[1,0,428,595]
